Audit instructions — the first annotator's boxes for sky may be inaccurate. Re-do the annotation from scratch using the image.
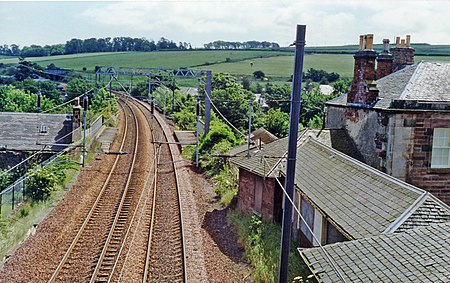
[1,0,450,48]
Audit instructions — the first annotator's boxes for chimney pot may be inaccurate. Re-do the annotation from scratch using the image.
[366,34,374,50]
[396,36,400,47]
[406,35,411,47]
[401,39,406,48]
[382,39,390,53]
[359,35,364,50]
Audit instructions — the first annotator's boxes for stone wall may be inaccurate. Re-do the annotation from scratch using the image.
[326,105,386,169]
[327,105,450,205]
[400,112,450,204]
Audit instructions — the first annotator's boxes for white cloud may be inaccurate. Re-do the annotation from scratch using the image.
[4,0,450,47]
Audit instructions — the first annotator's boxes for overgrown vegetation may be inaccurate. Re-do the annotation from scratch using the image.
[25,157,78,201]
[228,211,313,283]
[0,155,81,260]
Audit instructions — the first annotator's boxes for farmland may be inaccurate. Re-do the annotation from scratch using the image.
[1,48,449,82]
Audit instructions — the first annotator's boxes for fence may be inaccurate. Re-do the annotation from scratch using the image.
[0,115,104,216]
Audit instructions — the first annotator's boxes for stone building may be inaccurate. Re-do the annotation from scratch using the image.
[326,34,450,204]
[231,130,450,248]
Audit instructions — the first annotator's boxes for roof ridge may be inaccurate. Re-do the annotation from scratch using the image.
[266,130,310,177]
[383,191,429,234]
[306,138,425,195]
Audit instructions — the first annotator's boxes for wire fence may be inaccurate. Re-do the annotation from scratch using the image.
[0,115,104,216]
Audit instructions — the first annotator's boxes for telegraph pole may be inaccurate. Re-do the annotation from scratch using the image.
[109,72,112,102]
[247,97,253,158]
[195,96,200,167]
[37,90,42,112]
[171,79,175,113]
[278,25,306,283]
[204,70,212,135]
[82,95,89,167]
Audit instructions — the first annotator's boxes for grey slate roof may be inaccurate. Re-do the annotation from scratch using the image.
[326,61,450,109]
[395,197,450,232]
[232,131,450,239]
[230,129,362,177]
[300,222,450,283]
[0,112,72,151]
[231,136,288,178]
[292,139,450,239]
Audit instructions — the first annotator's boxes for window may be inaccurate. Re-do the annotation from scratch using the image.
[431,128,450,168]
[254,178,263,214]
[326,221,347,244]
[39,125,48,135]
[300,198,314,244]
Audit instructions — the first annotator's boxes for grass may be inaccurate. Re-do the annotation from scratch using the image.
[0,162,80,262]
[228,211,310,283]
[1,47,449,84]
[196,53,355,79]
[0,50,289,71]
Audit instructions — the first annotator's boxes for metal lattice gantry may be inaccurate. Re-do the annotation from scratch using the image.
[94,66,208,79]
[95,66,212,135]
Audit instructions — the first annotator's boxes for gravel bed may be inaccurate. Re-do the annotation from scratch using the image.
[0,103,251,283]
[0,108,127,283]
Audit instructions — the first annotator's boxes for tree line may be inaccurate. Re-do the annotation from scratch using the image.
[0,38,281,58]
[0,37,192,57]
[203,40,280,50]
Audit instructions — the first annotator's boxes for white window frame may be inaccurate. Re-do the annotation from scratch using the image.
[431,128,450,168]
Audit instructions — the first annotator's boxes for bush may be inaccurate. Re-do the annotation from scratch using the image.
[199,120,236,154]
[253,70,265,80]
[25,167,61,201]
[228,211,311,283]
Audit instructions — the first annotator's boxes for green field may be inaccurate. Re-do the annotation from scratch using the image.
[0,50,290,70]
[195,53,355,78]
[305,43,450,56]
[1,48,449,82]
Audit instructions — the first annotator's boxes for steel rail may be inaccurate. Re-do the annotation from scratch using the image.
[89,97,141,282]
[47,99,134,283]
[134,95,187,283]
[106,96,158,283]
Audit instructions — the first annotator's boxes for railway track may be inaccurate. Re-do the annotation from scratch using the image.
[118,95,186,283]
[46,93,186,282]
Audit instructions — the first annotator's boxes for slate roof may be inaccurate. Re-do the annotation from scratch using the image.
[230,136,288,178]
[0,112,73,151]
[230,129,362,177]
[326,61,450,109]
[293,139,450,239]
[300,222,450,283]
[232,132,450,239]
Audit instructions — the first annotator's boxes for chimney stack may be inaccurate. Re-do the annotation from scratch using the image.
[391,35,414,72]
[347,34,379,107]
[376,39,393,79]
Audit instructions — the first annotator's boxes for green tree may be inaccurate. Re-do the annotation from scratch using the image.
[253,70,265,80]
[242,76,251,90]
[264,83,291,113]
[262,108,290,137]
[66,78,92,101]
[200,73,257,131]
[0,169,11,192]
[13,58,45,81]
[0,86,55,112]
[25,167,61,201]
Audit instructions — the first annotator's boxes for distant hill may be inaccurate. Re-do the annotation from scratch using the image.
[304,44,450,56]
